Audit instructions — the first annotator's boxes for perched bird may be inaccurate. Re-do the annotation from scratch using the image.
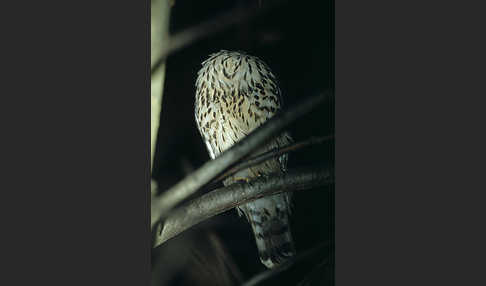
[194,50,295,268]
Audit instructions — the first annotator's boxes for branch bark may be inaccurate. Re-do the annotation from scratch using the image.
[151,0,171,169]
[154,167,333,247]
[151,90,332,228]
[211,135,334,185]
[151,0,172,241]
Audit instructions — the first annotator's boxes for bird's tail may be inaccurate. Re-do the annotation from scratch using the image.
[239,194,295,268]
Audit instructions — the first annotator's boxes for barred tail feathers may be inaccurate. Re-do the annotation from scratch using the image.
[239,193,295,268]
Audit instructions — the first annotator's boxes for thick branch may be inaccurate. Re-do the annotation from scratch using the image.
[151,91,332,228]
[155,167,333,247]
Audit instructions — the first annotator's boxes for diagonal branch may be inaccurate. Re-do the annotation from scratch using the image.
[211,135,334,185]
[151,0,290,75]
[151,90,332,228]
[154,167,333,247]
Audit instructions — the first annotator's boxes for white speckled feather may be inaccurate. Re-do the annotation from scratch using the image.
[194,50,295,268]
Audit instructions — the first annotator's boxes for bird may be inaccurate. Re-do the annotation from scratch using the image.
[194,50,295,268]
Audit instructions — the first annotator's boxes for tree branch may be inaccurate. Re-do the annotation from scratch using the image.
[151,0,172,239]
[154,167,333,247]
[150,0,290,75]
[151,0,171,169]
[210,135,334,186]
[151,90,332,228]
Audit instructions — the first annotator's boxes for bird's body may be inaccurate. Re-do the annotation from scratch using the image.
[194,50,295,268]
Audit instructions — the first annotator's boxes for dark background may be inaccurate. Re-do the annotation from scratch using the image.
[152,0,334,285]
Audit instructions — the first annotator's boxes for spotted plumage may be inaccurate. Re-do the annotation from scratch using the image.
[194,50,295,268]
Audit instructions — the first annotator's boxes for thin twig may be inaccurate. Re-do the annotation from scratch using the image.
[154,167,333,247]
[151,90,332,228]
[151,0,289,75]
[211,135,334,185]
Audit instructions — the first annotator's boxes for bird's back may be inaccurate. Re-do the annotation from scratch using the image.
[194,50,295,268]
